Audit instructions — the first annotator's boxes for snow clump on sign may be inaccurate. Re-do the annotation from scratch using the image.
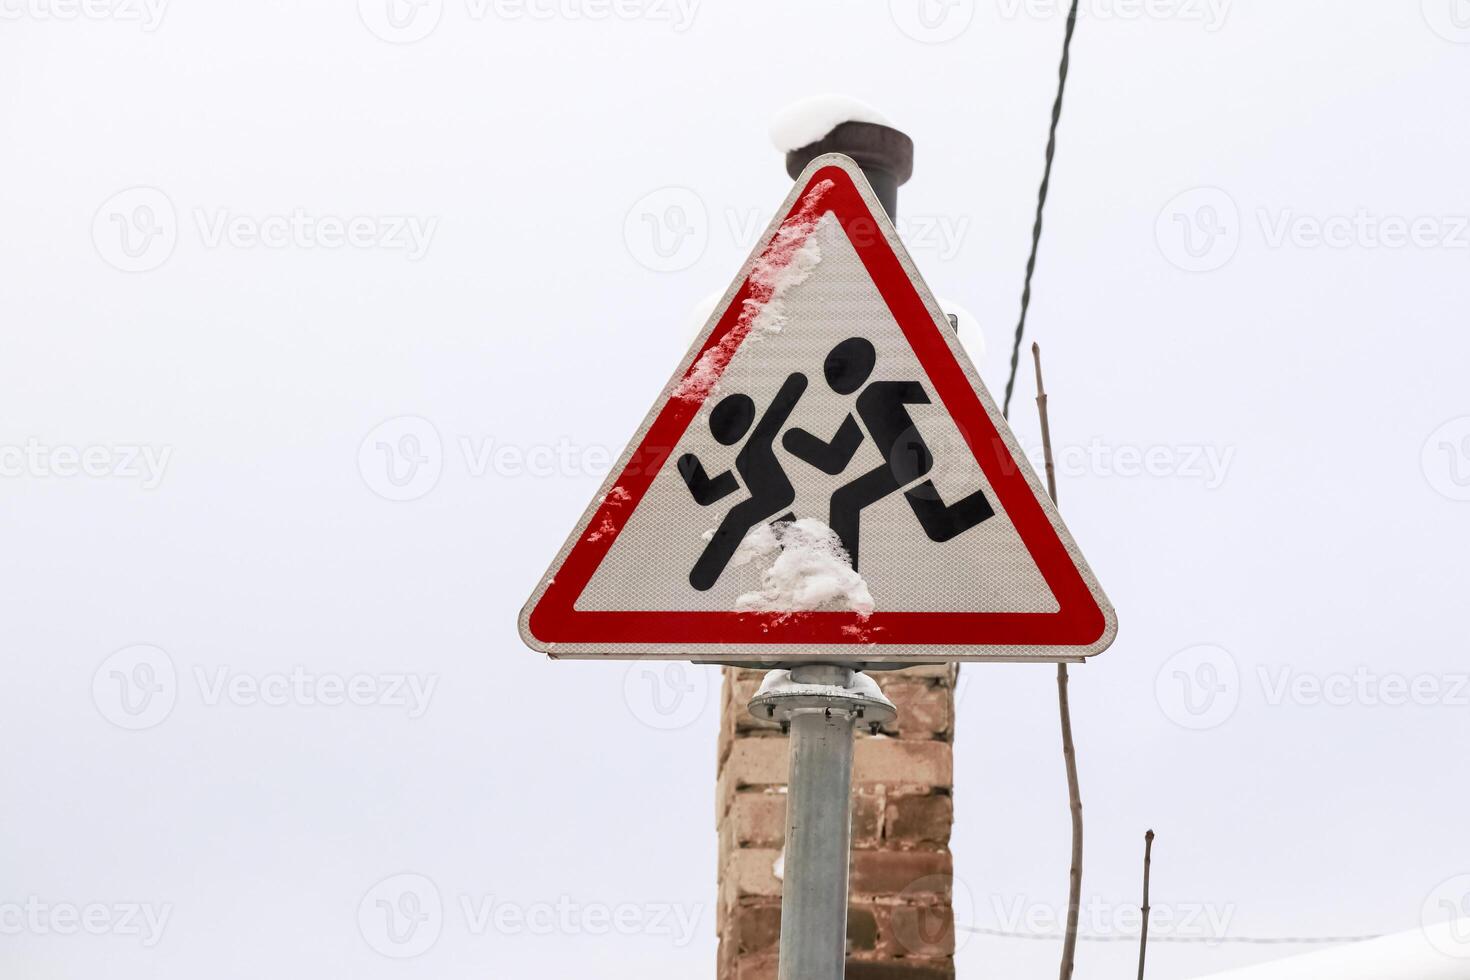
[674,182,835,404]
[744,220,823,341]
[735,519,874,617]
[769,94,893,153]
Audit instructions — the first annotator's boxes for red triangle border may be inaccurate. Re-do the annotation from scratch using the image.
[525,163,1110,653]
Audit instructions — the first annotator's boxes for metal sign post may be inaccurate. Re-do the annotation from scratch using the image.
[748,666,897,980]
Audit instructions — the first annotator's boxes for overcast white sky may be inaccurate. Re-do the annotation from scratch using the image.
[3,1,1469,977]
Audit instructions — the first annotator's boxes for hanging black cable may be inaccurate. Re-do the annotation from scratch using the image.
[1002,0,1082,420]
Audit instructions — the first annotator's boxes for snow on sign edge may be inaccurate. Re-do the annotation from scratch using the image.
[516,153,1118,663]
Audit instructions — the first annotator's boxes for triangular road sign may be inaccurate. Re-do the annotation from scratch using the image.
[520,154,1116,663]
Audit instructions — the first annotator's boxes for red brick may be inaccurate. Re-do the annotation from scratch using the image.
[727,737,789,786]
[716,764,735,828]
[850,791,883,847]
[731,902,782,954]
[724,848,783,901]
[729,792,786,848]
[881,903,956,958]
[719,934,737,977]
[875,680,953,739]
[884,793,953,847]
[877,664,956,683]
[854,739,952,788]
[847,904,879,951]
[845,960,955,980]
[734,953,778,980]
[718,699,735,766]
[850,851,952,898]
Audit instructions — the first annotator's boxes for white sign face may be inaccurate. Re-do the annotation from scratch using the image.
[520,154,1116,664]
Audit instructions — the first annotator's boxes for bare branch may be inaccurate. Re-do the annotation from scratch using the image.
[1137,830,1156,980]
[1032,342,1057,504]
[1034,342,1082,980]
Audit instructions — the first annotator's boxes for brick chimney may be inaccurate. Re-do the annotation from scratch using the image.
[716,666,959,979]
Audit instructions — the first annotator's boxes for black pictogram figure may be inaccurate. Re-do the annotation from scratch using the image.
[679,374,808,591]
[782,337,994,569]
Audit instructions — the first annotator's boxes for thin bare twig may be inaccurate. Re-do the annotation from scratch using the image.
[1055,663,1083,980]
[1138,829,1155,980]
[1033,343,1082,980]
[1032,342,1057,503]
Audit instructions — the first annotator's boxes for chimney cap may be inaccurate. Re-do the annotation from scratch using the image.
[783,120,914,187]
[784,120,914,220]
